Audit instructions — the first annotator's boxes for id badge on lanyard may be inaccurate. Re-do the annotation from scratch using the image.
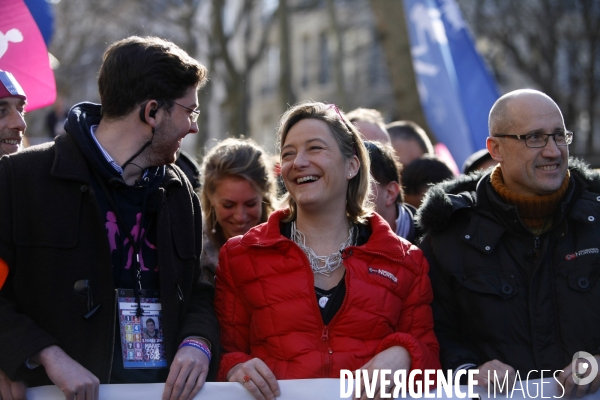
[116,289,167,369]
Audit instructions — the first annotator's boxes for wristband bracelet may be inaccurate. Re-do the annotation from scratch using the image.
[179,340,211,362]
[179,338,211,351]
[181,339,208,350]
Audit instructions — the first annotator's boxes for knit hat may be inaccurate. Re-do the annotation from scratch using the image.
[0,70,26,101]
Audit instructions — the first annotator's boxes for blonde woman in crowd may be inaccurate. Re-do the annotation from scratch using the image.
[200,138,277,284]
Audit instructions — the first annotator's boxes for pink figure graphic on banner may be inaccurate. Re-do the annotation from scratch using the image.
[434,142,459,176]
[123,213,157,272]
[0,0,56,110]
[106,212,120,252]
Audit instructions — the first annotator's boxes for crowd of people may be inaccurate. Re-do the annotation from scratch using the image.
[0,35,599,400]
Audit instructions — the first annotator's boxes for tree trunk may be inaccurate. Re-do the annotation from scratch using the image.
[326,0,348,110]
[278,0,296,108]
[369,0,432,140]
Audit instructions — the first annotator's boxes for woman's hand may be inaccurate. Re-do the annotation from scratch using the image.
[357,346,411,400]
[227,358,280,400]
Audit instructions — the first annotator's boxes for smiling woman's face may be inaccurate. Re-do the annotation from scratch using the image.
[209,176,263,240]
[280,118,357,212]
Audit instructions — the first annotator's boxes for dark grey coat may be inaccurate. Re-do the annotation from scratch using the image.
[0,132,219,386]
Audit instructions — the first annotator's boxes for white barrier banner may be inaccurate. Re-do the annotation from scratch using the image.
[25,378,600,400]
[26,379,339,400]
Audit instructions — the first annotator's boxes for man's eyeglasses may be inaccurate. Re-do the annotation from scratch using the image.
[172,101,201,122]
[493,131,573,148]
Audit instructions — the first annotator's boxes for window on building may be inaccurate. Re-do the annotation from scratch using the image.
[318,32,331,85]
[301,36,310,88]
[262,45,280,95]
[262,0,278,19]
[368,31,386,85]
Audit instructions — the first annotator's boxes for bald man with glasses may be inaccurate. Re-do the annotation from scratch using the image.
[417,89,600,398]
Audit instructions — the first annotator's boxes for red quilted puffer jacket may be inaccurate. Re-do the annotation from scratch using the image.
[215,209,440,381]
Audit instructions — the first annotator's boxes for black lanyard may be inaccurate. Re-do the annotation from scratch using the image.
[91,168,157,317]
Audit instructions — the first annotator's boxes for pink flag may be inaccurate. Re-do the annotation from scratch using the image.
[0,0,56,110]
[434,143,460,176]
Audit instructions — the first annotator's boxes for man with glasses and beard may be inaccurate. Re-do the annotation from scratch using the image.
[418,89,600,398]
[0,36,218,400]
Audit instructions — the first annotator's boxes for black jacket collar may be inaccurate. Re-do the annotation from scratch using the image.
[416,158,600,235]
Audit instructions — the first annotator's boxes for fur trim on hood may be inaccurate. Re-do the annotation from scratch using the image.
[416,157,600,234]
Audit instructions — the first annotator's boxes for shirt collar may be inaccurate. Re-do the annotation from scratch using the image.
[89,125,151,179]
[90,125,124,175]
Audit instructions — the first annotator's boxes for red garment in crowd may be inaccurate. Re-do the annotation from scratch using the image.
[215,209,440,381]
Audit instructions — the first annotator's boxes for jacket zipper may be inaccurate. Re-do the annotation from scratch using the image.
[321,326,333,377]
[250,239,382,377]
[250,238,339,376]
[319,262,352,377]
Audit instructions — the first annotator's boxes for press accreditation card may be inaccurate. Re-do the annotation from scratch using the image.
[116,289,167,369]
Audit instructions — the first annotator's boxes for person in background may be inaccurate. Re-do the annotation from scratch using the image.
[364,140,419,243]
[418,89,600,397]
[0,69,27,400]
[200,138,277,284]
[387,120,434,167]
[402,156,454,209]
[0,36,219,400]
[270,153,287,197]
[461,148,498,175]
[346,107,391,143]
[45,96,68,139]
[215,101,440,400]
[0,70,27,157]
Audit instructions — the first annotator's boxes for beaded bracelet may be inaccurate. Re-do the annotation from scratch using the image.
[178,339,211,362]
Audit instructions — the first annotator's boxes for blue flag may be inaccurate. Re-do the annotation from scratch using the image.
[24,0,54,46]
[402,0,499,167]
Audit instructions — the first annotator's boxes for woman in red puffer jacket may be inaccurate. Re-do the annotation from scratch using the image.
[215,101,440,399]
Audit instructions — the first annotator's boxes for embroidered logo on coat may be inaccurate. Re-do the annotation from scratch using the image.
[565,248,599,261]
[368,267,398,283]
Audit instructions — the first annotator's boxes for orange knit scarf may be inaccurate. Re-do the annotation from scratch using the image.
[490,165,570,233]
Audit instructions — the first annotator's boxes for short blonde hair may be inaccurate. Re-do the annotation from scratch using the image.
[276,101,373,224]
[201,138,277,248]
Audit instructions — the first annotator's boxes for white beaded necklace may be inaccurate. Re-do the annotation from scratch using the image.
[291,221,355,277]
